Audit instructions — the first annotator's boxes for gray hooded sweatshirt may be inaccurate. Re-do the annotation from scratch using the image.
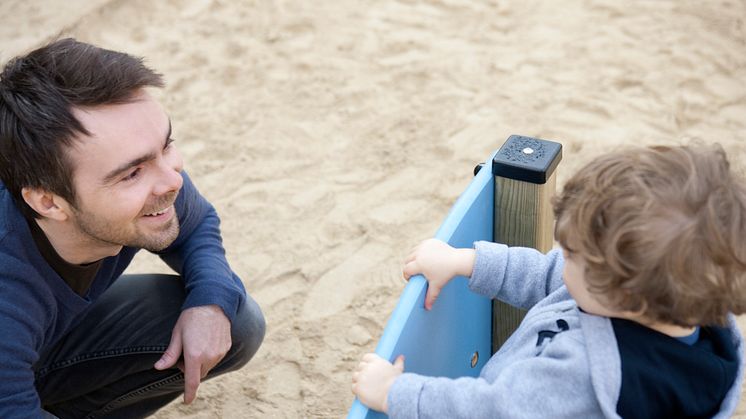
[387,242,744,418]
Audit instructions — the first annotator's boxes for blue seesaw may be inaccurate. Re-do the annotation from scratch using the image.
[348,135,562,418]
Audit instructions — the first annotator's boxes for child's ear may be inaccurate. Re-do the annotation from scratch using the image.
[620,297,648,319]
[21,187,71,221]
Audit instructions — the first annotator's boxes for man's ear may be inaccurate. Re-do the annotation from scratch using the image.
[21,187,71,221]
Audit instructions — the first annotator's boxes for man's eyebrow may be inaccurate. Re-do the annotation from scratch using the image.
[102,119,172,184]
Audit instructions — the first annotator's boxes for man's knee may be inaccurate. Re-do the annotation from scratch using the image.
[220,293,265,373]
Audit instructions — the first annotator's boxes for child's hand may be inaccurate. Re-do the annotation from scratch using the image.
[403,238,476,309]
[352,353,405,413]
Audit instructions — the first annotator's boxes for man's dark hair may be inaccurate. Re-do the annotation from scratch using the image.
[0,38,164,218]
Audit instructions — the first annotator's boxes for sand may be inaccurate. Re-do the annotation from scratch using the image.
[2,0,745,417]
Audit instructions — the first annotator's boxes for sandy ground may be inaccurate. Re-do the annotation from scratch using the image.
[2,0,746,417]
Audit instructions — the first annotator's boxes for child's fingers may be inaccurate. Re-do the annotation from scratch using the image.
[402,261,419,280]
[393,355,405,372]
[409,241,426,255]
[361,353,379,363]
[425,285,441,310]
[355,355,372,372]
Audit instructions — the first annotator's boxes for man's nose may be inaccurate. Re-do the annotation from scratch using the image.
[153,160,183,196]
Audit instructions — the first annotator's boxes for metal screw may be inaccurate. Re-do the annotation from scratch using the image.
[470,351,479,368]
[522,147,535,155]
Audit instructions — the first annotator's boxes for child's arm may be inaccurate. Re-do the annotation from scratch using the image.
[405,239,565,310]
[470,240,565,309]
[354,336,599,418]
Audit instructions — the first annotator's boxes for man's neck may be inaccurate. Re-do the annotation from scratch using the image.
[34,217,121,265]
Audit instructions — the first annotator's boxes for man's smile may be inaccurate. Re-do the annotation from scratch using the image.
[143,206,171,217]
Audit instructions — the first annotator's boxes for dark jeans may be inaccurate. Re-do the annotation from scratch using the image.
[33,274,265,419]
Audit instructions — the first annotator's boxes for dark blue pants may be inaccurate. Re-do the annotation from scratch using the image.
[34,274,265,418]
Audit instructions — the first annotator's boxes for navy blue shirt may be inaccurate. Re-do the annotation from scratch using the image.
[613,318,739,418]
[0,172,246,416]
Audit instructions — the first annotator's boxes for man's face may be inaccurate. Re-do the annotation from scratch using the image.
[65,90,184,252]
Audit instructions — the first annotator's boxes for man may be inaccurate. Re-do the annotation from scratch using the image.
[0,39,265,417]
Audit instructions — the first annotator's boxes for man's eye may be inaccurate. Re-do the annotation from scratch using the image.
[165,137,175,150]
[122,168,141,181]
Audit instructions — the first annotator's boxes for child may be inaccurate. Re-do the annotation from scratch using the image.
[352,143,746,418]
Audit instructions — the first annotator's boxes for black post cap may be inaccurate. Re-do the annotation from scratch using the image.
[492,135,562,184]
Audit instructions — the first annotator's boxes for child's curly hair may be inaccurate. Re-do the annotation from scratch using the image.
[553,143,746,327]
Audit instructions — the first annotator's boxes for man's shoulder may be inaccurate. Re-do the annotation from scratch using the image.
[0,252,57,347]
[0,203,29,265]
[0,182,22,242]
[0,187,56,314]
[0,248,53,303]
[0,184,11,231]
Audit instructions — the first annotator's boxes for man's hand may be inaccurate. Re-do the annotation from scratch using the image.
[403,239,476,310]
[154,305,232,404]
[352,353,405,413]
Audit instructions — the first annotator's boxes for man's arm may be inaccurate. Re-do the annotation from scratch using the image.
[156,171,246,322]
[0,274,47,418]
[0,331,43,418]
[153,171,248,403]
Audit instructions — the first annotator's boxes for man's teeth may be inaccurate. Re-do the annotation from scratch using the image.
[145,207,169,216]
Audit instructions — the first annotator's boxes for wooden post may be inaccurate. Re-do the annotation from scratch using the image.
[491,135,562,353]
